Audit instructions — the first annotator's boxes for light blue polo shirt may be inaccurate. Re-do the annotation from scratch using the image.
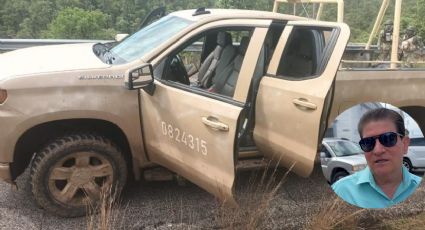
[332,166,422,209]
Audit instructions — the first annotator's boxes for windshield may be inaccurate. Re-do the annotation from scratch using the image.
[327,140,363,157]
[109,15,193,64]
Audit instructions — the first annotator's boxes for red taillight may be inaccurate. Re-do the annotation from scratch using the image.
[0,89,7,104]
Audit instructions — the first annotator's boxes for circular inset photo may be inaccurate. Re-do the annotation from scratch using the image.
[321,103,423,208]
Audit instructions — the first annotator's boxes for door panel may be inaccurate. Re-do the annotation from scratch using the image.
[254,21,350,177]
[140,82,242,203]
[411,147,425,167]
[137,24,269,203]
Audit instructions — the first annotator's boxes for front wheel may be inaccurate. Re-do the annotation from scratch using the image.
[331,171,348,184]
[30,134,127,217]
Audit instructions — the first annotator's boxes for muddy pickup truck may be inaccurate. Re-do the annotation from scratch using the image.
[0,7,424,217]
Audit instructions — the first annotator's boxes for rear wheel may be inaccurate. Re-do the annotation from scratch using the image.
[30,134,127,217]
[403,158,413,172]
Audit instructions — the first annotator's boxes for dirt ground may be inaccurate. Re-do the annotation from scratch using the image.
[0,163,424,229]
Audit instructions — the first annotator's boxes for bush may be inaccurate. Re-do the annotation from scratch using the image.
[42,7,116,39]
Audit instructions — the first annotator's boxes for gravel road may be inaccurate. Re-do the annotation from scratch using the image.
[0,164,424,230]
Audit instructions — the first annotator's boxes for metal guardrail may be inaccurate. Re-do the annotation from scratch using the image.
[0,39,113,52]
[1,39,379,53]
[0,38,387,69]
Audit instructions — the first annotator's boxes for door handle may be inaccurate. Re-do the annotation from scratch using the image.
[202,116,229,131]
[292,98,317,110]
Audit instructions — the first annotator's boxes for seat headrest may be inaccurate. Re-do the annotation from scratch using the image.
[217,32,232,46]
[299,43,312,58]
[238,36,249,55]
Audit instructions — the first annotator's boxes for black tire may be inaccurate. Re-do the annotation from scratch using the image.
[403,158,413,172]
[331,171,349,184]
[30,134,127,217]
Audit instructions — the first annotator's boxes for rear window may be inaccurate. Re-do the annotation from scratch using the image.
[410,137,425,146]
[276,26,337,80]
[327,140,363,157]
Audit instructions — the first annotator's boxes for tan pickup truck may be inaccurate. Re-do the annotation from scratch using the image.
[0,7,424,217]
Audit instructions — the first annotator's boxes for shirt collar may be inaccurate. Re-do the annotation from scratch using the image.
[356,167,373,185]
[356,166,416,185]
[356,167,395,200]
[395,166,421,194]
[405,165,422,185]
[356,166,420,198]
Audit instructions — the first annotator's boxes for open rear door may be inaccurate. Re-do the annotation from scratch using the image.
[254,21,350,177]
[139,6,166,29]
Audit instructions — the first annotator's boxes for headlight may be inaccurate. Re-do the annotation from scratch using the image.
[352,164,366,171]
[0,89,7,104]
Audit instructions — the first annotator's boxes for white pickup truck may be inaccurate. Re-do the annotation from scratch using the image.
[405,137,425,171]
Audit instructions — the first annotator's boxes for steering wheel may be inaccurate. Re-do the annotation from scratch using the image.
[169,54,190,85]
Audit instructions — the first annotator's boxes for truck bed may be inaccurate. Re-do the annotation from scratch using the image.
[331,69,425,133]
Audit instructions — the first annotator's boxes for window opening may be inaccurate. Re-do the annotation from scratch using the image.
[276,27,336,80]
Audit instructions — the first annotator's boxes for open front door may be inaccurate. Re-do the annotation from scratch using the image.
[254,21,350,177]
[128,23,268,204]
[139,84,242,204]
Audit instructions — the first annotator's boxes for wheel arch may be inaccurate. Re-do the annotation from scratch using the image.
[11,119,134,181]
[403,156,413,165]
[399,106,425,135]
[331,167,348,179]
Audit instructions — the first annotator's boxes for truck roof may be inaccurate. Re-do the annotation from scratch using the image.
[323,138,354,142]
[170,8,306,23]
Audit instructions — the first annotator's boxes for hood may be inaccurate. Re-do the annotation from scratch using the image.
[334,154,367,165]
[0,43,110,81]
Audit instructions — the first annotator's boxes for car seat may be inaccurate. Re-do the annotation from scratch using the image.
[208,36,250,97]
[198,32,236,88]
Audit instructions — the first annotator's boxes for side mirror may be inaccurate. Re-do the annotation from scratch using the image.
[125,64,155,94]
[115,33,129,42]
[320,152,327,158]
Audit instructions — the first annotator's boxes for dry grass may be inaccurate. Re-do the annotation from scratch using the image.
[83,166,423,229]
[86,185,127,230]
[213,160,295,229]
[305,196,365,230]
[378,212,425,230]
[82,164,290,230]
[304,193,425,230]
[84,162,292,230]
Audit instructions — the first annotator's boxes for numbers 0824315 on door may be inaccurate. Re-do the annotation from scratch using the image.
[161,121,208,156]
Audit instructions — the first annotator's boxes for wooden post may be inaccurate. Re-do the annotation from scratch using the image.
[366,0,389,50]
[391,0,402,69]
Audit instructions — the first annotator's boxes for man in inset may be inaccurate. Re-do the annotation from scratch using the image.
[401,26,424,67]
[377,20,394,61]
[332,108,422,208]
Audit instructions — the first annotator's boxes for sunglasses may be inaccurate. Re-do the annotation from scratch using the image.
[359,132,404,152]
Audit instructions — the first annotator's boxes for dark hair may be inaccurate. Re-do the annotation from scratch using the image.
[358,108,405,138]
